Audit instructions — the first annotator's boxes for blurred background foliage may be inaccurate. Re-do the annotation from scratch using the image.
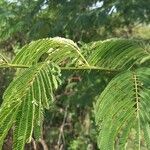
[0,0,150,149]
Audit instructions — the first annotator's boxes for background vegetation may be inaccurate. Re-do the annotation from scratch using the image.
[0,0,150,149]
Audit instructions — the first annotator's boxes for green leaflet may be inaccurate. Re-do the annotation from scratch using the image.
[86,39,149,70]
[118,117,135,149]
[33,76,44,140]
[13,95,31,150]
[0,62,61,150]
[12,37,87,66]
[0,101,20,149]
[95,68,150,149]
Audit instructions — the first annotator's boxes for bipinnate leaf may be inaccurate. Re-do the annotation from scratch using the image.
[0,62,61,150]
[95,68,150,149]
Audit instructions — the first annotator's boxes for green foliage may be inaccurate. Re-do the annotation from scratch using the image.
[86,39,149,69]
[0,37,150,149]
[12,37,87,66]
[0,62,61,150]
[95,68,150,149]
[0,0,150,44]
[0,1,149,149]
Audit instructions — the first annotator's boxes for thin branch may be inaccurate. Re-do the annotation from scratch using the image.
[31,138,37,150]
[57,105,68,149]
[39,139,49,150]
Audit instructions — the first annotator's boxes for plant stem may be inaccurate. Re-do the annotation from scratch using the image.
[0,63,29,68]
[0,63,120,72]
[61,66,119,72]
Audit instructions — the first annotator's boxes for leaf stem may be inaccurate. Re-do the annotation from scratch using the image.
[133,73,141,150]
[74,47,90,66]
[0,63,29,68]
[60,66,119,72]
[0,63,120,72]
[0,53,9,63]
